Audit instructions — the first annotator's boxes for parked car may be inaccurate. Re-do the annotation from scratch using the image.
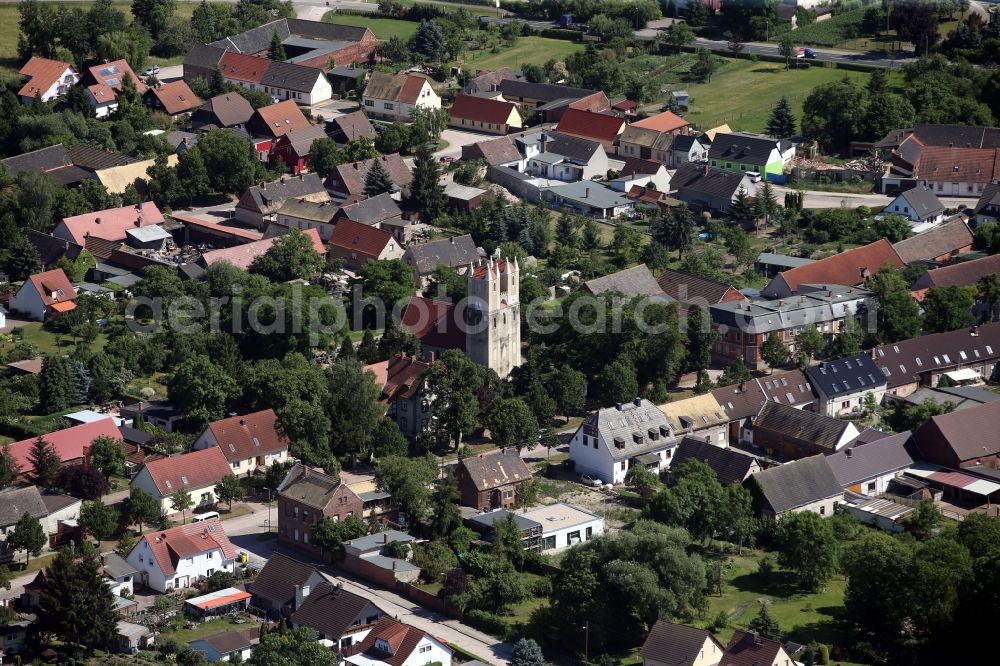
[803,48,817,58]
[440,155,455,163]
[581,473,603,487]
[143,65,160,76]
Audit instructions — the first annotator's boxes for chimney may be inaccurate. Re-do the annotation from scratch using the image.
[240,418,246,426]
[633,397,642,407]
[95,217,101,224]
[615,402,624,411]
[845,448,852,458]
[428,351,435,363]
[294,583,311,609]
[383,533,389,544]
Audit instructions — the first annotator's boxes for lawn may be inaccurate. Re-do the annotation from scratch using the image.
[3,321,108,357]
[455,36,584,72]
[324,13,420,41]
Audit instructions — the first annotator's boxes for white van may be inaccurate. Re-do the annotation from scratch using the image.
[192,511,220,522]
[746,171,762,183]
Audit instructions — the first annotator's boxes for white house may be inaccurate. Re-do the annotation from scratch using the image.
[191,409,290,476]
[189,629,259,662]
[101,552,140,598]
[219,51,333,106]
[608,158,672,193]
[344,618,452,666]
[8,268,77,321]
[18,56,79,104]
[569,398,679,485]
[826,431,915,496]
[362,72,440,121]
[640,621,724,666]
[520,503,604,553]
[804,354,888,418]
[125,519,237,592]
[881,186,946,233]
[130,447,235,515]
[524,133,608,182]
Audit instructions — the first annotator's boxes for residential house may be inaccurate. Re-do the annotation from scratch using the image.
[910,254,1000,320]
[659,393,730,447]
[555,108,625,152]
[750,401,860,460]
[343,618,452,666]
[342,530,420,584]
[972,181,1000,226]
[0,619,31,655]
[0,487,49,540]
[608,158,671,193]
[18,56,78,104]
[721,631,795,666]
[53,201,165,246]
[762,239,903,298]
[326,110,377,146]
[882,186,945,232]
[276,198,340,241]
[362,72,440,121]
[461,136,524,168]
[569,398,679,485]
[456,449,533,510]
[892,216,974,265]
[119,399,187,433]
[378,353,433,440]
[669,436,761,486]
[399,296,468,360]
[101,552,140,598]
[897,384,1000,412]
[200,229,325,271]
[707,133,786,181]
[328,218,404,270]
[86,60,147,118]
[913,399,1000,469]
[826,431,916,495]
[518,503,603,553]
[495,80,605,122]
[640,620,724,666]
[271,124,329,174]
[543,181,634,219]
[617,110,690,160]
[657,268,745,309]
[872,321,1000,397]
[328,66,367,94]
[191,93,255,132]
[448,94,522,135]
[403,234,481,289]
[235,173,329,228]
[218,51,332,106]
[652,134,708,168]
[247,99,311,140]
[325,154,413,200]
[290,580,386,650]
[747,454,844,518]
[192,409,290,476]
[143,81,201,119]
[717,368,815,443]
[189,628,260,662]
[249,552,327,618]
[336,192,404,228]
[276,463,364,559]
[582,264,666,299]
[710,284,871,370]
[6,417,122,479]
[877,124,1000,195]
[671,163,756,214]
[805,354,887,417]
[26,230,83,271]
[524,133,608,182]
[8,268,77,321]
[129,447,235,515]
[125,518,237,592]
[464,67,517,95]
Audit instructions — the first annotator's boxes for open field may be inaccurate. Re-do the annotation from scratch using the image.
[455,36,584,72]
[2,321,109,356]
[325,13,421,40]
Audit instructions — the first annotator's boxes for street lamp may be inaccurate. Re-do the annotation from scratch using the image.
[582,620,590,664]
[265,488,272,533]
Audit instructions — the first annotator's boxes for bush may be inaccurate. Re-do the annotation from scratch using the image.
[758,554,777,577]
[464,609,508,638]
[530,577,552,597]
[712,610,730,631]
[817,643,830,665]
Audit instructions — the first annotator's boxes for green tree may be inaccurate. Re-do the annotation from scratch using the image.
[28,436,61,489]
[215,474,245,510]
[689,48,718,82]
[132,0,176,34]
[358,328,380,363]
[717,359,752,386]
[0,446,17,490]
[268,29,286,60]
[760,331,788,372]
[425,350,481,448]
[829,314,862,358]
[922,285,976,333]
[748,603,781,640]
[115,531,137,558]
[545,364,587,416]
[412,540,459,581]
[311,514,367,561]
[248,625,338,666]
[487,398,538,451]
[795,325,825,365]
[88,435,126,478]
[40,355,76,413]
[124,488,161,531]
[364,158,396,197]
[372,418,409,458]
[8,511,46,566]
[664,20,695,53]
[170,488,194,524]
[191,0,215,42]
[766,95,796,137]
[358,258,417,306]
[644,460,727,542]
[885,397,954,433]
[686,306,718,373]
[595,357,639,406]
[326,358,384,456]
[777,512,838,591]
[168,355,238,425]
[37,544,117,650]
[801,77,866,153]
[410,143,446,221]
[375,454,438,523]
[176,147,211,202]
[511,638,544,666]
[723,227,756,272]
[310,137,341,177]
[430,470,462,539]
[80,500,118,549]
[249,228,325,281]
[197,129,265,195]
[867,264,923,343]
[778,33,796,70]
[411,20,445,61]
[206,570,237,592]
[904,498,941,540]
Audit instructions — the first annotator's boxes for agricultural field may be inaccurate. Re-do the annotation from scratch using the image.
[324,13,421,41]
[455,36,584,72]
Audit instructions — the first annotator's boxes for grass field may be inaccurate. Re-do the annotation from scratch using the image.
[325,13,421,40]
[2,321,109,357]
[455,36,584,72]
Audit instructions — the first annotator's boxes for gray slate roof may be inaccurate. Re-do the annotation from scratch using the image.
[710,286,869,335]
[708,132,779,165]
[211,18,290,54]
[0,486,48,528]
[467,509,541,533]
[804,354,886,399]
[290,581,378,640]
[753,401,853,452]
[892,216,974,264]
[826,431,916,487]
[750,454,844,514]
[2,144,70,178]
[544,181,632,210]
[102,552,140,580]
[250,552,322,607]
[544,132,602,163]
[896,186,945,220]
[640,620,719,666]
[756,252,814,269]
[241,174,327,215]
[496,80,597,104]
[277,463,344,511]
[336,193,401,225]
[671,163,747,201]
[584,264,667,299]
[582,399,678,462]
[404,234,480,275]
[671,436,758,486]
[259,59,325,94]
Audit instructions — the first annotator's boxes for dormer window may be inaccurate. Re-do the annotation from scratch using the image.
[375,638,393,655]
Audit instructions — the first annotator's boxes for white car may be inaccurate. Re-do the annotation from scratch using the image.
[144,65,160,76]
[581,473,603,487]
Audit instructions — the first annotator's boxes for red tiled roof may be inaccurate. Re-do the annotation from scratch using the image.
[399,75,426,104]
[627,185,663,204]
[364,360,389,388]
[57,202,165,245]
[556,108,625,144]
[25,268,77,307]
[140,519,237,576]
[203,409,289,463]
[449,94,519,125]
[722,630,786,666]
[87,59,147,95]
[913,145,1000,184]
[632,110,689,133]
[612,99,637,111]
[19,56,73,99]
[219,51,269,85]
[621,157,663,177]
[8,418,121,474]
[172,214,263,241]
[914,254,1000,290]
[201,229,324,270]
[328,218,394,259]
[346,618,434,666]
[400,296,466,352]
[472,257,516,280]
[253,100,311,138]
[383,354,431,400]
[140,447,234,498]
[147,80,201,115]
[87,83,117,106]
[325,154,413,196]
[775,239,903,294]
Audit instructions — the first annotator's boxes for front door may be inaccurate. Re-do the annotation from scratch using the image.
[952,182,960,195]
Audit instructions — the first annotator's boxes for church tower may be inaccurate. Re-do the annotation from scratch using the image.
[466,256,521,378]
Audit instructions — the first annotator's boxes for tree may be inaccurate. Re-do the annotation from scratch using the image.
[249,625,338,666]
[37,545,117,650]
[760,331,788,372]
[132,0,177,34]
[885,397,954,432]
[777,512,838,591]
[268,29,286,60]
[197,130,265,195]
[778,33,796,70]
[430,470,462,539]
[8,512,46,567]
[0,446,17,490]
[375,454,438,524]
[115,530,137,558]
[326,358,384,456]
[766,96,796,139]
[372,417,409,458]
[411,20,445,61]
[410,143,446,222]
[364,158,395,197]
[664,21,695,53]
[511,638,545,666]
[249,228,325,282]
[545,364,587,416]
[723,226,756,271]
[487,398,538,451]
[922,285,976,333]
[829,314,862,358]
[690,48,718,83]
[645,460,727,541]
[358,258,417,307]
[124,488,161,531]
[215,474,245,510]
[168,355,238,425]
[170,488,194,524]
[80,500,118,549]
[717,359,752,387]
[191,0,215,42]
[358,328,380,363]
[795,325,825,365]
[57,464,109,500]
[748,603,781,640]
[595,357,639,406]
[425,350,481,449]
[867,264,923,343]
[412,540,459,581]
[802,77,866,153]
[904,498,941,540]
[725,31,746,59]
[28,436,61,488]
[896,0,940,55]
[206,570,236,592]
[686,306,718,373]
[88,435,126,478]
[978,273,1000,322]
[310,514,367,561]
[310,137,341,177]
[40,355,76,413]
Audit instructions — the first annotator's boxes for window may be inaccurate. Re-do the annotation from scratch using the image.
[842,401,850,409]
[542,535,556,550]
[207,551,213,559]
[419,646,432,654]
[819,506,826,515]
[294,506,299,518]
[294,529,299,541]
[867,482,876,493]
[384,103,394,110]
[365,100,374,107]
[567,530,582,546]
[232,461,240,470]
[585,526,593,539]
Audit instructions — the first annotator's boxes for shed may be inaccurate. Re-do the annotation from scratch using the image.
[185,587,252,618]
[445,182,487,211]
[126,224,172,251]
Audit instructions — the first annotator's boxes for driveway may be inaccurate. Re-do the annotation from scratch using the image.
[436,128,497,159]
[1,315,33,334]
